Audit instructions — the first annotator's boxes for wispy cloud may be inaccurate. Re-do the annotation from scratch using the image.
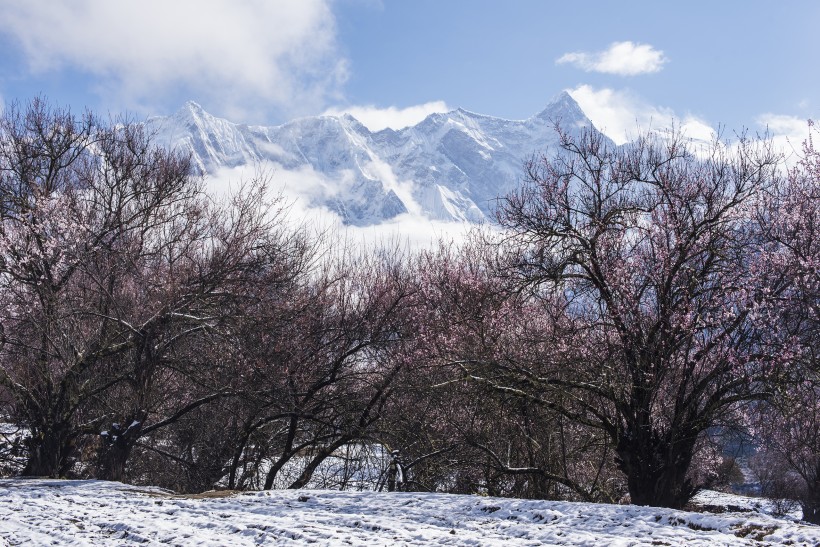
[0,0,346,122]
[323,101,450,132]
[756,113,813,159]
[568,85,713,145]
[757,113,812,138]
[557,41,667,76]
[569,85,815,164]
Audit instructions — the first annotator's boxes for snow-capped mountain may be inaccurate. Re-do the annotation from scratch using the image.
[146,92,597,225]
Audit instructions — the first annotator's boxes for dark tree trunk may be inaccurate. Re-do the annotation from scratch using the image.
[387,456,399,492]
[228,430,252,490]
[23,422,76,478]
[263,452,295,490]
[263,416,298,490]
[616,429,697,509]
[803,502,820,526]
[288,437,350,490]
[802,474,820,525]
[97,442,131,482]
[96,415,145,482]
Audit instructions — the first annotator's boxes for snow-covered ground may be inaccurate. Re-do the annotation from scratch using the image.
[0,479,817,546]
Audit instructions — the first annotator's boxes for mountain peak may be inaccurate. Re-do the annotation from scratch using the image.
[178,100,207,117]
[534,91,587,125]
[170,100,213,127]
[337,112,372,134]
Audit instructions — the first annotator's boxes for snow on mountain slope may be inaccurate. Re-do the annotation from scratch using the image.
[0,479,818,546]
[146,92,600,226]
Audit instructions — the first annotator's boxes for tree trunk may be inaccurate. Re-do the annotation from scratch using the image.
[228,431,251,490]
[97,442,131,482]
[288,437,350,490]
[23,422,76,477]
[263,416,298,490]
[802,474,820,525]
[803,502,820,525]
[616,430,697,509]
[96,416,145,482]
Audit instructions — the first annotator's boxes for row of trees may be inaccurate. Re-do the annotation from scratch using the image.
[0,100,816,521]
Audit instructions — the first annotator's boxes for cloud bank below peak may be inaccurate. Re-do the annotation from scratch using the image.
[322,101,451,132]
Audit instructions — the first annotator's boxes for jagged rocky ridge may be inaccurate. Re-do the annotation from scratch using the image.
[146,92,599,225]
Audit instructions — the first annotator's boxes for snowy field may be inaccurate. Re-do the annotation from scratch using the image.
[0,480,818,546]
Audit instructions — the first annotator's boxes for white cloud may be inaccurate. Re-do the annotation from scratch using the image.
[206,162,472,251]
[322,101,450,132]
[678,117,717,143]
[757,113,811,139]
[0,0,346,121]
[360,157,423,216]
[567,85,714,145]
[568,85,815,164]
[557,41,667,76]
[756,113,813,159]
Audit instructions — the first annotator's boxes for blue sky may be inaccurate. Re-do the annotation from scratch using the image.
[0,0,817,145]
